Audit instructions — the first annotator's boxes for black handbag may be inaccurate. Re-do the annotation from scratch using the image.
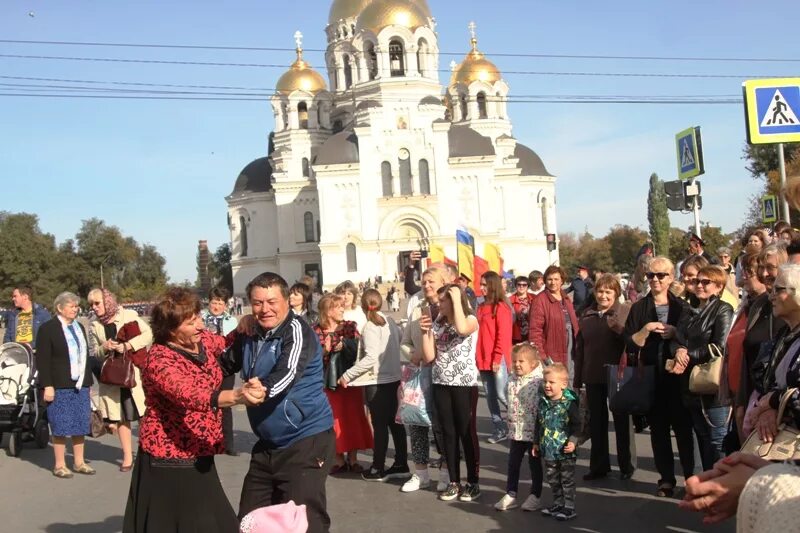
[324,337,359,391]
[607,351,655,415]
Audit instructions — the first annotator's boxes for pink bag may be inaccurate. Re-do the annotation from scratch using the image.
[239,502,308,533]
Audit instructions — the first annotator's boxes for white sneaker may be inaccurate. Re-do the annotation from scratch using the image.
[521,494,542,512]
[436,468,451,492]
[494,493,518,511]
[401,473,430,493]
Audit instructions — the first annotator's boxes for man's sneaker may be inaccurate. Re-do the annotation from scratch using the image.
[436,468,451,492]
[458,483,481,502]
[541,504,563,517]
[520,494,542,512]
[487,430,508,444]
[494,493,518,511]
[555,508,578,521]
[438,482,461,501]
[401,473,430,492]
[384,463,412,480]
[361,467,388,482]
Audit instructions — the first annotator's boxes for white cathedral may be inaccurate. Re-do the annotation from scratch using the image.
[226,0,559,293]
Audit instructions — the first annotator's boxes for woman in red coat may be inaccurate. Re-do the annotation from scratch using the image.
[477,271,513,443]
[528,265,579,382]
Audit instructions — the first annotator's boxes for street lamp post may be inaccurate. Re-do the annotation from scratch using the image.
[100,254,113,289]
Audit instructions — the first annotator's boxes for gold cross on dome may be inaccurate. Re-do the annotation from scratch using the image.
[294,31,303,50]
[468,21,477,40]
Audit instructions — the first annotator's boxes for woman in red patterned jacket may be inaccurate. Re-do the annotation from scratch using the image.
[123,288,266,533]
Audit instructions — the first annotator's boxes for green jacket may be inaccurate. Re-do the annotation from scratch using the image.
[535,387,581,461]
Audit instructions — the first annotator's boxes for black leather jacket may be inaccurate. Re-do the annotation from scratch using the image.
[674,296,734,404]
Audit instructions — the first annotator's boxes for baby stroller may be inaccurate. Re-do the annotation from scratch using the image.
[0,342,49,456]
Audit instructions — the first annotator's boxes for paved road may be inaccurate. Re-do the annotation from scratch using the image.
[0,395,735,533]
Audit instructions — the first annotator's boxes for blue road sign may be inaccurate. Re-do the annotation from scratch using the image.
[743,78,800,144]
[675,127,704,180]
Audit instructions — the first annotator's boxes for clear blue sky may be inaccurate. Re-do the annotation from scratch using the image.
[1,0,798,282]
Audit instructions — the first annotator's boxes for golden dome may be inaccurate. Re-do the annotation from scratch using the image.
[450,25,501,86]
[413,0,432,17]
[276,39,327,95]
[356,0,428,34]
[328,0,373,25]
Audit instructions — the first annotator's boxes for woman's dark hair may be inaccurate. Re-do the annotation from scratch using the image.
[481,271,509,317]
[151,288,201,345]
[289,282,312,313]
[542,265,567,285]
[361,289,386,327]
[514,276,529,287]
[208,286,230,302]
[437,284,472,322]
[594,274,622,299]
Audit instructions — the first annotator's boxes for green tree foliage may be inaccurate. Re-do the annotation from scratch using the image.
[211,244,233,294]
[647,173,671,257]
[0,213,168,309]
[607,225,649,273]
[557,231,613,276]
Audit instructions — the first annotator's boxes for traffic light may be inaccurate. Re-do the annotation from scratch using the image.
[684,180,702,210]
[664,180,685,211]
[546,233,557,251]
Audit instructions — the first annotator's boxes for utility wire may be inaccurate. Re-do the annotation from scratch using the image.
[0,78,742,100]
[0,53,781,79]
[1,39,799,63]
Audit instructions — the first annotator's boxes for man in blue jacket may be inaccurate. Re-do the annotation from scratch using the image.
[4,286,51,344]
[221,272,334,533]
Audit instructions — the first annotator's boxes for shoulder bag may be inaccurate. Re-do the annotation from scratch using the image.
[99,348,137,388]
[689,344,724,395]
[607,351,655,415]
[324,337,359,391]
[740,387,800,461]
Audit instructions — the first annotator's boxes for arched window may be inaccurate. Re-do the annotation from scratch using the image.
[459,94,468,121]
[298,101,309,129]
[417,39,428,75]
[302,157,310,177]
[477,92,488,119]
[381,161,393,197]
[304,212,314,242]
[344,55,353,89]
[389,40,405,77]
[541,197,550,234]
[419,159,430,195]
[346,243,358,272]
[239,215,248,257]
[366,42,378,80]
[316,220,321,242]
[399,155,412,196]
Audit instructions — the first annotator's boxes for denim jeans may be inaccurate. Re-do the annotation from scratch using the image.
[689,402,729,471]
[480,359,508,433]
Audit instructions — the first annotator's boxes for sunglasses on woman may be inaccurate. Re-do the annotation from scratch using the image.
[645,272,669,280]
[696,278,715,287]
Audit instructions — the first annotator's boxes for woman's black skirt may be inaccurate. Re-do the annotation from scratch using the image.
[123,450,238,533]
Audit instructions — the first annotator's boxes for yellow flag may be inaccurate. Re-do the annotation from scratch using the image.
[484,243,502,273]
[429,243,446,264]
[457,230,475,281]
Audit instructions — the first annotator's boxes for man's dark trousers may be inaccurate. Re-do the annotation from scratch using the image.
[239,429,334,533]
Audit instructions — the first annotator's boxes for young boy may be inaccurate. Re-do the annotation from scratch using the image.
[533,363,581,521]
[495,343,545,512]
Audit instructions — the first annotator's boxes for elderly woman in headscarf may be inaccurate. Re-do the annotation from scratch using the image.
[87,288,152,472]
[36,292,94,478]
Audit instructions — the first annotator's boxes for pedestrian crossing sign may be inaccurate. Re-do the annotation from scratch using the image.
[743,78,800,144]
[675,127,704,180]
[762,194,778,224]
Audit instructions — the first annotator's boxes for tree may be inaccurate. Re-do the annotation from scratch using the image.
[607,225,649,273]
[742,144,800,228]
[0,212,60,307]
[647,173,670,257]
[210,244,233,294]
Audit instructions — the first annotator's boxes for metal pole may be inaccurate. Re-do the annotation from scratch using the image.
[100,264,104,289]
[690,179,701,239]
[779,143,791,222]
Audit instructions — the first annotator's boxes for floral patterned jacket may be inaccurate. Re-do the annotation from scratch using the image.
[507,365,544,442]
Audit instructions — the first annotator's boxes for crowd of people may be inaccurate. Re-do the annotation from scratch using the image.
[4,218,800,531]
